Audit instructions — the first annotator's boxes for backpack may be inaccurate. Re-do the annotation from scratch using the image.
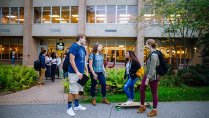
[34,59,41,71]
[152,50,168,76]
[63,52,69,72]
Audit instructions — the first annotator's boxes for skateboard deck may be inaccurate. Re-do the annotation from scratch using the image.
[115,102,152,108]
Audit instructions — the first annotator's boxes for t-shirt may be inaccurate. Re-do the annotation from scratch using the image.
[68,43,86,74]
[89,53,104,72]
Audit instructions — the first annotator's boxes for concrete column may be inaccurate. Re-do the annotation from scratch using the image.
[23,0,39,66]
[78,0,86,34]
[136,0,145,66]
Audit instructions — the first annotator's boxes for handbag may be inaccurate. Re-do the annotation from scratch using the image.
[135,67,145,78]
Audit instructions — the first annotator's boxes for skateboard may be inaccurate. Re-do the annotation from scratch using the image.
[115,102,152,109]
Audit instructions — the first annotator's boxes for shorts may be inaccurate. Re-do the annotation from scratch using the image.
[68,73,83,94]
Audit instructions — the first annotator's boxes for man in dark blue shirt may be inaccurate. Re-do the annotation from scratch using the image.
[38,49,46,85]
[66,33,88,117]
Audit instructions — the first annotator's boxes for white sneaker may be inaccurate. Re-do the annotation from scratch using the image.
[124,100,134,105]
[66,108,76,117]
[74,105,87,111]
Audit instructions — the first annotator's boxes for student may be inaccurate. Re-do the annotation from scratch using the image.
[89,43,110,106]
[11,49,15,65]
[66,33,88,117]
[123,50,141,105]
[45,53,51,80]
[51,52,57,82]
[62,53,68,79]
[138,39,159,117]
[56,53,61,79]
[38,49,46,85]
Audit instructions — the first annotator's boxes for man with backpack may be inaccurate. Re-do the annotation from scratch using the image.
[138,39,168,117]
[66,33,88,117]
[38,49,46,85]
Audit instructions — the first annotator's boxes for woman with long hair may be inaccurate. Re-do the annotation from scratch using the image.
[123,50,141,105]
[51,52,57,82]
[89,43,110,106]
[138,39,159,117]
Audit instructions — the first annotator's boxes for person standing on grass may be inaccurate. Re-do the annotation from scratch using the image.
[138,39,159,117]
[123,50,141,105]
[66,33,88,117]
[38,49,46,85]
[89,43,110,106]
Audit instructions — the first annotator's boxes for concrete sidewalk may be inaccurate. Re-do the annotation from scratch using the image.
[0,79,67,105]
[0,102,209,118]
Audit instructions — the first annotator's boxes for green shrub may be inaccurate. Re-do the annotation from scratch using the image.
[160,75,185,87]
[177,64,209,87]
[63,68,142,94]
[0,65,38,92]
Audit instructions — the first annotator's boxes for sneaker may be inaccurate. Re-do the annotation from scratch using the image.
[124,100,134,105]
[74,105,87,111]
[66,108,76,117]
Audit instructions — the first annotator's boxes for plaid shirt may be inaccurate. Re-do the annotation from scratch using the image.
[89,53,104,72]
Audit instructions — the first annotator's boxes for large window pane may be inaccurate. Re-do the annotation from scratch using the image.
[0,8,2,24]
[43,7,51,23]
[127,6,137,23]
[34,7,41,24]
[106,6,116,23]
[2,38,10,59]
[71,6,78,23]
[52,6,60,23]
[2,7,9,24]
[61,6,70,23]
[117,5,127,23]
[96,5,105,23]
[144,5,155,24]
[86,6,95,23]
[19,7,24,23]
[10,7,18,24]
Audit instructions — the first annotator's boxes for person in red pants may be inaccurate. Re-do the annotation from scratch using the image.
[138,39,159,117]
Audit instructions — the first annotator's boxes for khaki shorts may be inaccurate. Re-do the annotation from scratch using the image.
[68,73,83,94]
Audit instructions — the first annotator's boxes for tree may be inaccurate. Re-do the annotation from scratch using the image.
[142,0,209,68]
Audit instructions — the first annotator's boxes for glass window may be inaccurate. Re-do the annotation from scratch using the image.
[2,7,9,24]
[106,6,116,23]
[61,6,70,23]
[144,5,155,24]
[2,38,10,59]
[52,6,60,23]
[0,8,2,24]
[127,6,137,23]
[43,7,51,23]
[96,5,105,23]
[86,6,95,23]
[117,5,127,23]
[10,7,18,24]
[0,38,2,59]
[71,6,78,23]
[34,7,41,24]
[19,7,24,23]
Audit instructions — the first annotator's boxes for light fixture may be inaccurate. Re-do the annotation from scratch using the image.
[144,14,155,17]
[50,15,60,17]
[2,48,4,50]
[15,19,24,21]
[119,45,124,48]
[96,14,105,17]
[194,47,197,50]
[166,49,169,53]
[6,15,17,18]
[177,51,180,54]
[72,15,79,17]
[181,51,184,54]
[97,18,106,21]
[55,18,65,21]
[120,14,130,17]
[10,48,12,50]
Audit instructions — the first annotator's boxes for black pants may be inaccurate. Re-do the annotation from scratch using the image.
[51,64,57,81]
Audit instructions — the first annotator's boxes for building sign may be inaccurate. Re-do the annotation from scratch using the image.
[57,42,64,50]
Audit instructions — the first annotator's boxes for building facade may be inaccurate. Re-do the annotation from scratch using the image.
[0,0,202,67]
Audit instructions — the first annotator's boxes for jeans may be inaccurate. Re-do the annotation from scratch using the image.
[11,57,15,65]
[63,71,68,79]
[90,72,106,98]
[45,65,51,78]
[123,75,138,100]
[51,64,57,81]
[140,75,159,109]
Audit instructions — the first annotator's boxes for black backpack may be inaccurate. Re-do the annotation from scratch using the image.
[152,50,168,76]
[34,59,41,71]
[63,52,69,72]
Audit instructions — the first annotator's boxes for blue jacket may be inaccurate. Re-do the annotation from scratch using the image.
[39,54,46,68]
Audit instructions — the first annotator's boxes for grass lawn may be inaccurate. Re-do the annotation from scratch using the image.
[80,86,209,103]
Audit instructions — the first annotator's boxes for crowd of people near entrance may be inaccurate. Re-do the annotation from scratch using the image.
[38,50,68,85]
[37,33,163,117]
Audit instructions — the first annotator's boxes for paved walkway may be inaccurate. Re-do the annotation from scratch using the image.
[0,79,209,118]
[0,102,209,118]
[0,79,67,105]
